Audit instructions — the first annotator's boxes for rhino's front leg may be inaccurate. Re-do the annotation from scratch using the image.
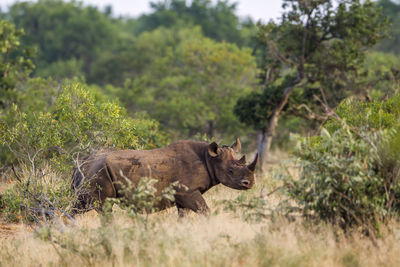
[175,190,210,216]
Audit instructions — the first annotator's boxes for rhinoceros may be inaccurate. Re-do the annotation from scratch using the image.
[71,138,258,215]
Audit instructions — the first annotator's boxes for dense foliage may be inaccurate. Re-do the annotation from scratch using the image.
[5,0,120,81]
[283,95,400,235]
[134,0,256,46]
[118,27,258,139]
[2,83,166,166]
[0,0,261,141]
[0,20,34,108]
[376,0,400,54]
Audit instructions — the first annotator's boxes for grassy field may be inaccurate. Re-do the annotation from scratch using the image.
[0,153,400,267]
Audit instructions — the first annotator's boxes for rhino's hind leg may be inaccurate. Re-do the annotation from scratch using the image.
[175,190,210,216]
[90,165,118,211]
[72,164,117,214]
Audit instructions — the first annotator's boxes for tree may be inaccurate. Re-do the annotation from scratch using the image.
[89,25,197,86]
[235,0,388,170]
[135,0,256,46]
[6,0,121,81]
[376,0,400,54]
[0,20,34,109]
[110,27,258,141]
[2,0,258,88]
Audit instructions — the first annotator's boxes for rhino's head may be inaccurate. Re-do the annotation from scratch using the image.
[207,138,258,190]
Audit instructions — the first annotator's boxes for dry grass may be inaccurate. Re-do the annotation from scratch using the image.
[1,204,400,266]
[0,151,400,266]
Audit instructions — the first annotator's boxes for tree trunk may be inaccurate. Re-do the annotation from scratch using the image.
[207,120,215,138]
[257,113,279,171]
[257,131,268,171]
[257,78,304,171]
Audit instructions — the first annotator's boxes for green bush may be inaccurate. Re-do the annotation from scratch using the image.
[1,82,167,171]
[0,20,34,109]
[103,176,183,220]
[0,82,168,222]
[0,166,73,223]
[324,95,400,133]
[282,95,400,236]
[220,193,270,222]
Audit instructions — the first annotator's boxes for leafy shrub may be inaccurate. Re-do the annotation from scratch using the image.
[285,129,382,230]
[1,82,167,171]
[0,20,34,109]
[0,165,74,223]
[103,176,183,218]
[0,82,168,222]
[282,95,400,236]
[324,95,400,133]
[220,193,271,222]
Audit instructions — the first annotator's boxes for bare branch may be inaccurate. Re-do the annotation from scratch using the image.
[299,9,313,78]
[11,165,22,183]
[291,103,328,121]
[264,34,296,67]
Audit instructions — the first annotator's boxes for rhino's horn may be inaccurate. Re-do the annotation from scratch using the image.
[230,138,241,153]
[239,155,246,164]
[247,153,258,172]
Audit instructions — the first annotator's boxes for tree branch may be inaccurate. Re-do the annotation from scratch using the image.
[299,9,313,78]
[11,165,22,183]
[290,103,328,121]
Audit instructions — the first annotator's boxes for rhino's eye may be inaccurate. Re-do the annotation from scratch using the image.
[228,168,233,174]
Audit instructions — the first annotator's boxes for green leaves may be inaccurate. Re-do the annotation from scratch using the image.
[104,176,183,217]
[0,20,34,108]
[136,0,254,46]
[1,82,167,171]
[8,0,119,81]
[282,94,400,234]
[120,27,258,139]
[324,94,400,133]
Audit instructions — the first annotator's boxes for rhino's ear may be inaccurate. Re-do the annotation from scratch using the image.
[238,155,246,164]
[208,142,220,157]
[230,138,241,153]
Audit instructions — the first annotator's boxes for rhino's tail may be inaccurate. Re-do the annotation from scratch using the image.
[71,167,94,215]
[71,167,83,190]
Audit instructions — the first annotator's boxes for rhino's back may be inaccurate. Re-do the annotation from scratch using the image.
[104,141,208,185]
[105,148,176,180]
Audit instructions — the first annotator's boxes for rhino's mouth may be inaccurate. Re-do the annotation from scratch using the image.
[238,179,253,190]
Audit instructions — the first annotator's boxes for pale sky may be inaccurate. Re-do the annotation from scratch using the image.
[0,0,284,22]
